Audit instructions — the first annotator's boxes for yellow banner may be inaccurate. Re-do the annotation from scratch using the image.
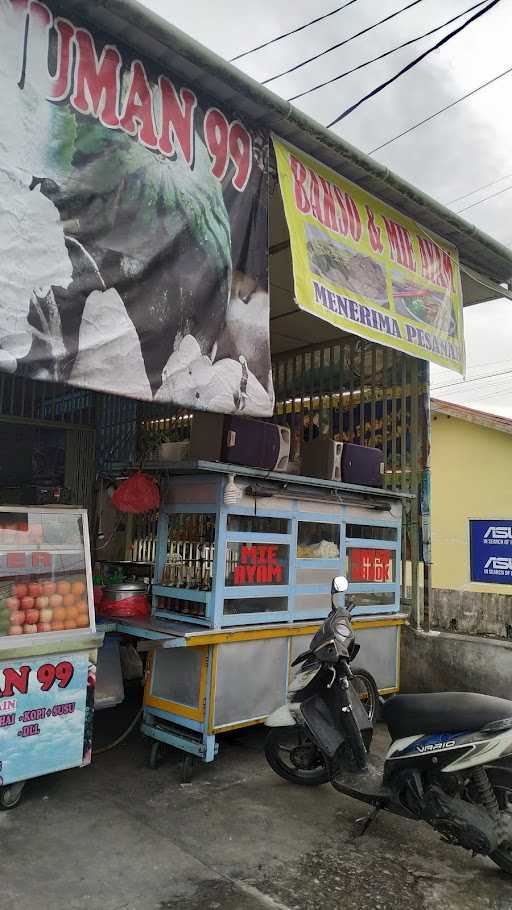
[273,137,465,374]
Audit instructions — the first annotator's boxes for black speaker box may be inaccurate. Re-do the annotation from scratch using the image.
[189,413,290,472]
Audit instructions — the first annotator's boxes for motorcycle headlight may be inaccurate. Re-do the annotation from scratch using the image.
[333,619,351,639]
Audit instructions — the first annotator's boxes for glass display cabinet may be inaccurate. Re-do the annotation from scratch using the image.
[151,470,402,628]
[0,506,101,808]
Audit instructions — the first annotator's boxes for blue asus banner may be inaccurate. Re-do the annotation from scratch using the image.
[469,520,512,584]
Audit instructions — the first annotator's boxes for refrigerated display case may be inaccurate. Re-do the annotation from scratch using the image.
[0,506,103,808]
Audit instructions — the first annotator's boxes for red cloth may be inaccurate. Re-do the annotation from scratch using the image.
[112,472,160,514]
[96,594,150,619]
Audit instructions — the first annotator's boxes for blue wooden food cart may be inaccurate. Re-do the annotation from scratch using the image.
[108,462,407,774]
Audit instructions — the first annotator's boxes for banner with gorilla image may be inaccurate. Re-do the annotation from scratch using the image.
[0,0,272,415]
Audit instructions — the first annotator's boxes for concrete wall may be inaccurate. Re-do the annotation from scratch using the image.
[431,412,512,596]
[400,624,512,699]
[430,587,512,639]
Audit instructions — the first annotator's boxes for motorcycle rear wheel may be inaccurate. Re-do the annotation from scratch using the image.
[485,768,512,875]
[265,669,378,786]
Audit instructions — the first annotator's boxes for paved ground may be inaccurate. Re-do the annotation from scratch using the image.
[3,694,512,910]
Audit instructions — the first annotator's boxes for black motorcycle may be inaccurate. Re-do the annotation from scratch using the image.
[265,576,512,875]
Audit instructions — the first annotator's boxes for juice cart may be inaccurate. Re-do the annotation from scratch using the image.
[0,506,103,808]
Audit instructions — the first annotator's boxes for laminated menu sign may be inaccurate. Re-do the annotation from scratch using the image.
[0,651,90,785]
[273,137,465,374]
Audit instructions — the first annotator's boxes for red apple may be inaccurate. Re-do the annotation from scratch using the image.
[25,609,39,624]
[23,624,37,634]
[42,581,56,596]
[39,608,53,623]
[21,596,35,610]
[36,595,49,609]
[29,582,42,598]
[5,596,19,611]
[37,622,52,633]
[12,583,27,598]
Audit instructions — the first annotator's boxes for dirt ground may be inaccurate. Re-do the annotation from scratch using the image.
[2,695,512,910]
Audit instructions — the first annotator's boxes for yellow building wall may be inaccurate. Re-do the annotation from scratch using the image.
[431,413,512,594]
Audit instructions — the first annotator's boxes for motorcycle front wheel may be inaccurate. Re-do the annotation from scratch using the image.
[265,668,378,786]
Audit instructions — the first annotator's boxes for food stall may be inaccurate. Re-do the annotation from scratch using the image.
[0,507,102,807]
[100,461,406,773]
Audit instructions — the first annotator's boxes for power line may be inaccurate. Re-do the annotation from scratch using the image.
[289,0,487,102]
[455,182,512,213]
[261,0,426,86]
[229,0,361,62]
[327,0,503,129]
[432,365,512,391]
[446,171,512,206]
[368,63,512,154]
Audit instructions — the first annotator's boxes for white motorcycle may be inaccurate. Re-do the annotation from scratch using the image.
[265,577,512,875]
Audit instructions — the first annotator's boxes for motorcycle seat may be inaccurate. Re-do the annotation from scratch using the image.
[382,692,512,741]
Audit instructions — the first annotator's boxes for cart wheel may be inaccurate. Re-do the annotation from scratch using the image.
[148,741,163,770]
[181,755,195,783]
[0,782,25,810]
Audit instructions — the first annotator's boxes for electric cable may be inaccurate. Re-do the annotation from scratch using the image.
[369,63,512,154]
[289,0,488,102]
[446,171,512,206]
[262,0,426,86]
[327,0,503,128]
[93,707,143,755]
[432,366,512,391]
[229,0,361,62]
[455,182,512,213]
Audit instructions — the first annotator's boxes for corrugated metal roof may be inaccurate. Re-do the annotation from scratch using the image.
[431,399,512,435]
[67,0,512,287]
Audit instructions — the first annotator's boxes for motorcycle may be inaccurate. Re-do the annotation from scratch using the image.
[265,576,512,875]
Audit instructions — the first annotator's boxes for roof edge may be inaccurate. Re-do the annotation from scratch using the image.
[431,398,512,435]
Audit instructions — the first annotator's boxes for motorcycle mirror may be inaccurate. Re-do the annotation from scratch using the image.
[331,576,348,594]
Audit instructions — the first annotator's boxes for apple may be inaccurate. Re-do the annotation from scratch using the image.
[25,609,39,624]
[21,596,35,611]
[39,608,53,623]
[5,597,19,611]
[36,596,49,609]
[63,593,75,608]
[10,610,25,625]
[76,615,89,628]
[71,581,85,597]
[65,605,78,620]
[12,583,27,598]
[23,624,38,634]
[29,582,42,598]
[52,606,66,621]
[37,622,52,633]
[49,594,63,608]
[56,581,71,595]
[42,581,56,596]
[9,625,23,635]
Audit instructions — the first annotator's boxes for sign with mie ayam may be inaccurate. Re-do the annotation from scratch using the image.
[274,139,465,374]
[233,545,284,585]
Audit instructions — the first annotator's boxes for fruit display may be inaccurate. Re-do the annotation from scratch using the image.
[0,576,89,636]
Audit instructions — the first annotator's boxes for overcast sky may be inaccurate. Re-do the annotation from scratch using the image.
[142,0,512,415]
